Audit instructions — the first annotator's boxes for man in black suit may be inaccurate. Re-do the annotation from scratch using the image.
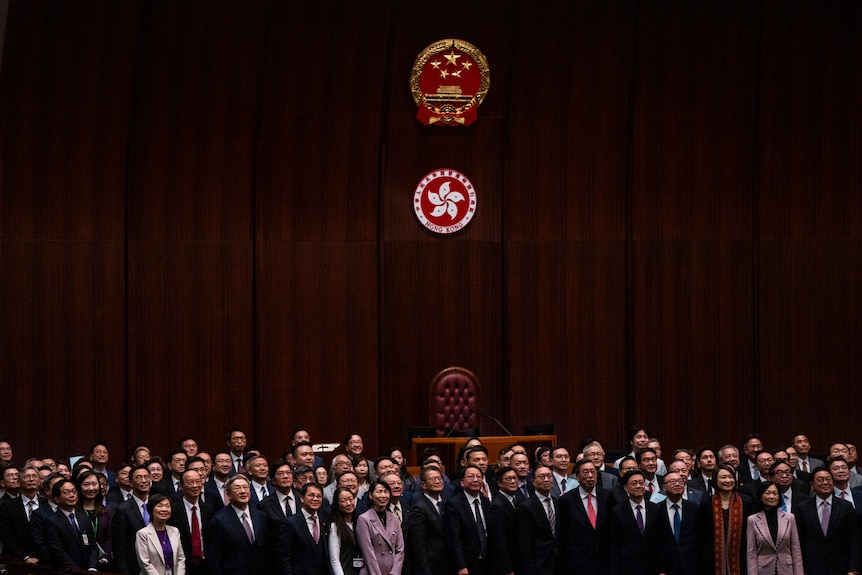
[582,441,618,491]
[559,458,614,575]
[463,446,497,499]
[486,466,519,575]
[517,465,559,575]
[258,460,299,568]
[666,461,703,506]
[43,479,98,570]
[407,465,449,575]
[226,428,249,476]
[795,466,861,575]
[737,433,764,486]
[688,447,717,495]
[169,468,215,575]
[606,469,659,575]
[652,471,699,575]
[277,482,329,575]
[0,466,47,564]
[445,465,491,575]
[636,448,663,496]
[511,452,535,503]
[244,453,273,506]
[106,463,133,507]
[740,450,775,499]
[112,463,152,575]
[769,459,809,515]
[206,473,270,575]
[205,452,233,512]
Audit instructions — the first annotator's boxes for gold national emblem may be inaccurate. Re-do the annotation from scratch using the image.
[410,39,490,126]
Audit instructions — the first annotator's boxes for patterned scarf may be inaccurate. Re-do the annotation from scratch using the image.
[712,493,743,575]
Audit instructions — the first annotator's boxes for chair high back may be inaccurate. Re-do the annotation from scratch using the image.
[430,367,479,436]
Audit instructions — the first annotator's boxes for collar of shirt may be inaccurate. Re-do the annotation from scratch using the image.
[552,471,568,484]
[579,486,596,499]
[132,494,147,508]
[424,493,442,506]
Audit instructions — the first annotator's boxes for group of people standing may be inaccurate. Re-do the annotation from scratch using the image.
[0,428,861,575]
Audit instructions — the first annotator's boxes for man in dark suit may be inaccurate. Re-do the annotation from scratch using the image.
[226,428,249,476]
[206,473,270,575]
[106,463,134,508]
[0,466,47,564]
[795,467,861,575]
[205,452,233,512]
[549,446,574,498]
[169,469,215,575]
[769,459,809,515]
[666,461,703,506]
[653,471,700,575]
[740,450,775,499]
[582,441,619,491]
[486,466,519,575]
[89,443,116,488]
[43,479,98,570]
[112,464,152,575]
[258,461,299,568]
[511,452,535,503]
[688,447,717,495]
[517,465,559,575]
[407,465,448,575]
[277,482,329,575]
[737,433,764,487]
[445,465,491,575]
[606,469,659,575]
[636,448,663,496]
[244,453,273,506]
[559,458,614,575]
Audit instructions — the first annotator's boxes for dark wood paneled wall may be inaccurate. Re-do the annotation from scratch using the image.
[2,0,861,464]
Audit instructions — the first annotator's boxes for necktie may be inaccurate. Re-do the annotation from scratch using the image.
[311,514,319,543]
[752,466,760,481]
[779,494,788,512]
[587,493,597,528]
[520,484,529,499]
[176,481,181,493]
[27,500,34,520]
[391,503,402,523]
[142,503,150,525]
[672,504,681,542]
[481,482,488,498]
[436,500,443,516]
[284,495,292,517]
[236,459,245,474]
[841,490,847,500]
[802,460,808,473]
[561,478,567,493]
[125,492,132,501]
[648,481,654,494]
[820,500,830,536]
[544,497,556,536]
[473,500,487,554]
[191,505,203,562]
[635,504,644,534]
[69,511,79,531]
[260,485,267,499]
[241,512,254,543]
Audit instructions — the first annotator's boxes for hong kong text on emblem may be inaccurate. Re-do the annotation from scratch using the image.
[410,39,490,126]
[414,169,478,234]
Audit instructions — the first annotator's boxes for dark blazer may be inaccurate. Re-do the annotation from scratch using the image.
[444,492,490,575]
[652,499,700,575]
[486,492,518,575]
[43,508,99,570]
[106,485,133,507]
[517,493,559,575]
[111,496,148,575]
[795,495,861,575]
[514,481,535,504]
[0,495,47,560]
[558,487,614,575]
[248,480,275,506]
[778,487,810,515]
[204,480,227,512]
[27,502,57,563]
[278,510,329,575]
[606,499,660,575]
[205,504,270,575]
[258,490,300,544]
[168,498,215,575]
[687,475,712,495]
[406,494,448,575]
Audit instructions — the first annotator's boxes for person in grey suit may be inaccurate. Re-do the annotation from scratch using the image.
[792,433,824,474]
[549,447,573,498]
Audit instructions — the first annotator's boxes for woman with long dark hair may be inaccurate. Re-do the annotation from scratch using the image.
[329,486,362,575]
[76,470,113,570]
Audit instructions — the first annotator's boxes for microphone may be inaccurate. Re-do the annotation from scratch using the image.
[476,411,513,436]
[445,413,467,438]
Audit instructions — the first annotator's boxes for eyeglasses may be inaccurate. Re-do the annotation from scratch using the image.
[663,479,686,486]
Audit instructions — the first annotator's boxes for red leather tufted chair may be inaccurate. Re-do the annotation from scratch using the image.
[430,367,480,436]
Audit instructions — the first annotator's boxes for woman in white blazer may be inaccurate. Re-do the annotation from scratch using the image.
[746,481,803,575]
[136,493,186,575]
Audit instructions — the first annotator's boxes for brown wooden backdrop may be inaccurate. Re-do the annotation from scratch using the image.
[2,0,861,464]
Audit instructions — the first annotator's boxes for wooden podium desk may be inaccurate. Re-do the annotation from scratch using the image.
[410,435,557,476]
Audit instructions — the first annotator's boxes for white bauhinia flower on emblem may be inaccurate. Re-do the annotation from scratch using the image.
[427,181,465,220]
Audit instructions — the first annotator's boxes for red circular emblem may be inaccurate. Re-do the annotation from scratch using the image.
[414,169,478,234]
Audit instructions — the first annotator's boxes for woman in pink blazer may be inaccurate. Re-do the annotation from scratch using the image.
[356,480,404,575]
[746,481,803,575]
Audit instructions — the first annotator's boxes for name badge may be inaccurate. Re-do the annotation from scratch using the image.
[82,534,90,546]
[352,558,364,569]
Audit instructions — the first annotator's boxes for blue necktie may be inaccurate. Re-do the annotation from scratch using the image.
[672,504,681,542]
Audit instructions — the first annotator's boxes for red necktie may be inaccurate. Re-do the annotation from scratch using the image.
[191,505,203,562]
[587,493,597,528]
